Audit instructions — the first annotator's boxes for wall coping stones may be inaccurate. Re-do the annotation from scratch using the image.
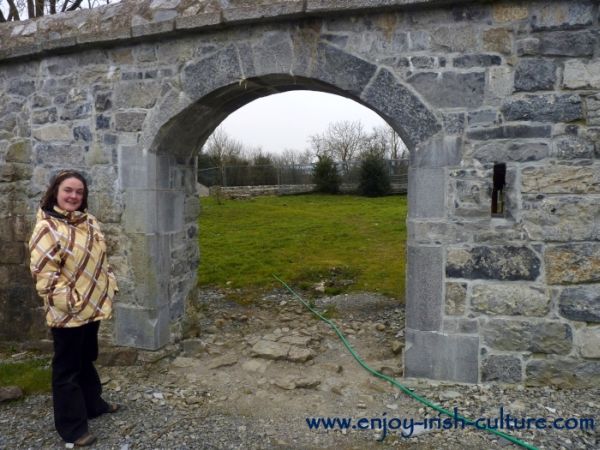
[0,0,479,64]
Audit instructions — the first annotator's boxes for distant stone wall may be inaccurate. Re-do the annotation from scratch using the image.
[210,184,316,198]
[210,181,408,198]
[0,0,599,386]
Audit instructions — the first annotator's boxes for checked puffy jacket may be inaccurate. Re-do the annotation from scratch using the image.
[29,207,117,328]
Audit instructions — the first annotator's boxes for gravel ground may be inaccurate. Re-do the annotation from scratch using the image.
[1,289,599,449]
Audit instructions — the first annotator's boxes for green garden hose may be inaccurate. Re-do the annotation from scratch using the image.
[273,274,539,450]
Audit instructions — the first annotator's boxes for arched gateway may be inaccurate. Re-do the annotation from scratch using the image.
[1,0,599,386]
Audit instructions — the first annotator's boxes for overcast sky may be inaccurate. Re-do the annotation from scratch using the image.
[218,91,389,155]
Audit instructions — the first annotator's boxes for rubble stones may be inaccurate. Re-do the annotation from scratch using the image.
[0,386,23,402]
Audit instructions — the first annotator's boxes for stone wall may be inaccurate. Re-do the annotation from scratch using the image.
[0,0,599,385]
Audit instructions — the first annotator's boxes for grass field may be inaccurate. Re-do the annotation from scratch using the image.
[198,194,408,300]
[0,358,51,393]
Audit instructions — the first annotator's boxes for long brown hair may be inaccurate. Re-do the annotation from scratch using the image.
[40,170,89,212]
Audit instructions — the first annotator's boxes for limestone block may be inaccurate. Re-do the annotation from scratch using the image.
[442,318,477,334]
[521,164,600,194]
[122,190,158,233]
[467,124,551,141]
[586,94,600,126]
[405,245,443,332]
[550,135,595,159]
[176,12,221,30]
[181,45,243,100]
[470,140,549,163]
[492,5,528,22]
[501,94,582,122]
[446,246,541,281]
[526,357,600,387]
[563,59,600,89]
[408,168,445,219]
[546,244,600,285]
[405,329,478,383]
[60,102,92,121]
[361,69,440,150]
[158,191,184,233]
[537,30,595,57]
[115,111,146,132]
[448,174,491,219]
[483,28,512,55]
[578,326,600,358]
[312,43,376,99]
[514,59,557,92]
[32,124,71,141]
[522,195,600,242]
[409,30,430,51]
[483,319,572,354]
[453,54,501,68]
[115,304,170,350]
[442,112,465,135]
[445,282,467,315]
[471,284,549,316]
[8,79,35,97]
[411,135,461,168]
[481,355,522,383]
[0,163,32,183]
[128,233,170,309]
[114,81,161,109]
[31,107,57,125]
[0,241,24,264]
[5,140,31,164]
[250,31,293,76]
[408,219,488,245]
[34,143,86,166]
[559,286,600,323]
[119,147,157,189]
[531,1,594,31]
[408,71,485,109]
[430,25,477,53]
[467,109,498,127]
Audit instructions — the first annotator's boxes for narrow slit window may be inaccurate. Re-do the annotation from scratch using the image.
[491,163,506,217]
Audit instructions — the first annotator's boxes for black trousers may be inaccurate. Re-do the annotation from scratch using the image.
[51,321,109,442]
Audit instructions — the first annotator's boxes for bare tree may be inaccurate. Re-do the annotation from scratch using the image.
[202,128,244,170]
[309,120,367,174]
[0,0,116,22]
[370,125,408,160]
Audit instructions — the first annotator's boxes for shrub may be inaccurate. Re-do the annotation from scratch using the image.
[313,155,340,194]
[358,153,391,197]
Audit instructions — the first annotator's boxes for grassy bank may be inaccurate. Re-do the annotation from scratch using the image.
[0,358,51,393]
[198,194,407,300]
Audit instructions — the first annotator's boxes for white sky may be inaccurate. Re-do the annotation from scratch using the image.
[218,91,389,155]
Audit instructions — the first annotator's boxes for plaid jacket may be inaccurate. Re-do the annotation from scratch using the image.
[29,207,117,328]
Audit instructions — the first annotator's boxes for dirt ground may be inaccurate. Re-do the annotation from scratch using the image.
[1,288,597,449]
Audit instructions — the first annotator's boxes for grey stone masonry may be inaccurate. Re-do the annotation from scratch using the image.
[2,0,600,386]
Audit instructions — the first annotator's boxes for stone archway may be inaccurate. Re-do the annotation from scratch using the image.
[120,59,451,364]
[3,0,598,386]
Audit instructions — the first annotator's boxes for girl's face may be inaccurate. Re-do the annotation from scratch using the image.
[56,177,85,212]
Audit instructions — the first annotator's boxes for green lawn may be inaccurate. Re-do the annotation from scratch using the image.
[198,194,408,300]
[0,358,51,394]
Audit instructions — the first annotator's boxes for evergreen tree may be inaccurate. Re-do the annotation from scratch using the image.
[358,153,391,197]
[313,155,340,194]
